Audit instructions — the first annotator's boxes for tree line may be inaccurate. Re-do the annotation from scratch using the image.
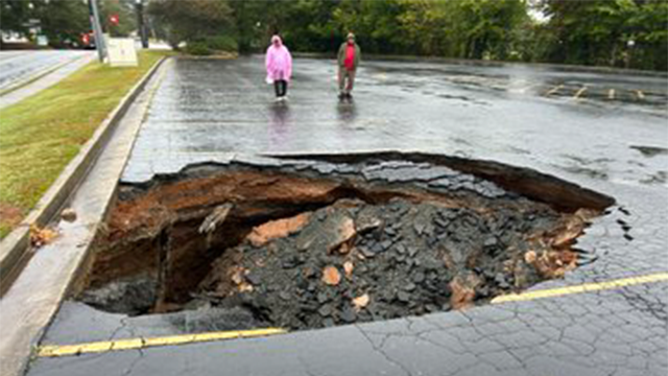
[148,0,667,71]
[1,0,137,48]
[2,0,666,71]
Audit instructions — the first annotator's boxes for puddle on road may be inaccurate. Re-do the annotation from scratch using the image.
[73,156,614,331]
[630,145,668,158]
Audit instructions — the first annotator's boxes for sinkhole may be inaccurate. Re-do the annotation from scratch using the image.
[72,155,614,331]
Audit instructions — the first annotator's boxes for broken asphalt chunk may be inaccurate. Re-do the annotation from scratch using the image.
[322,266,342,286]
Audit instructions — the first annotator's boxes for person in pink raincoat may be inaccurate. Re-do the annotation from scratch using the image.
[265,35,293,101]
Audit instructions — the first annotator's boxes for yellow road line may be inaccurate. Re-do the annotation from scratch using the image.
[545,84,563,96]
[510,82,539,94]
[491,272,668,304]
[573,86,588,99]
[37,327,287,358]
[37,273,668,358]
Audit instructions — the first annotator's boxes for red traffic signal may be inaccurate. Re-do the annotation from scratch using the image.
[109,14,119,25]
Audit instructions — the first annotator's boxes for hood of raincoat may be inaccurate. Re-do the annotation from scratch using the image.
[266,35,292,83]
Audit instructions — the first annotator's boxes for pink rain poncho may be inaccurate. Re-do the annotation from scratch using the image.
[265,35,292,84]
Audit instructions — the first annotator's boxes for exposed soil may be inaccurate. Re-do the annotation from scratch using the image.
[0,202,23,233]
[75,159,612,331]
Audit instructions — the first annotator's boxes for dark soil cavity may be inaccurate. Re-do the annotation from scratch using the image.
[75,158,613,331]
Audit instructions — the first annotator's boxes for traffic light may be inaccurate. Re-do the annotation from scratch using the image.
[109,14,119,26]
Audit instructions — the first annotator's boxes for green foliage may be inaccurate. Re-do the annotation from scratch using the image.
[229,0,270,53]
[3,0,665,70]
[0,0,89,47]
[148,0,234,49]
[0,0,135,47]
[0,51,169,239]
[273,0,342,53]
[99,0,137,38]
[540,0,668,70]
[185,41,213,56]
[226,0,530,60]
[0,0,33,36]
[38,0,91,47]
[184,36,238,55]
[204,35,238,52]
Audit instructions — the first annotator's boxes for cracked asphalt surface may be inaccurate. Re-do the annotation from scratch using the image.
[26,57,668,376]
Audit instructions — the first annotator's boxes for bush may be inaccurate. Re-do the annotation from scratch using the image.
[185,41,212,56]
[204,35,238,52]
[184,36,238,56]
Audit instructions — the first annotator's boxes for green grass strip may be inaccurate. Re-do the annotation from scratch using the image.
[0,50,170,238]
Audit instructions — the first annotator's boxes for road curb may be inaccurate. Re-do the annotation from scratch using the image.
[0,56,167,294]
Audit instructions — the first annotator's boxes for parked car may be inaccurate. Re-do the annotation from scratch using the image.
[81,31,96,49]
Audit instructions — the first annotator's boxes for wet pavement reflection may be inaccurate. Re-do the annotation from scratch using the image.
[336,99,358,123]
[124,56,667,191]
[268,101,291,146]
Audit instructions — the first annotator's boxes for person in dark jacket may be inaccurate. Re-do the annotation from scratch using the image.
[337,32,361,99]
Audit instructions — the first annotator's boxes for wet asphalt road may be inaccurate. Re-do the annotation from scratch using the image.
[0,50,90,91]
[124,56,667,187]
[27,57,668,376]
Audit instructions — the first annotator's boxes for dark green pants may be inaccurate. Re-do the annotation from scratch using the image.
[338,68,356,94]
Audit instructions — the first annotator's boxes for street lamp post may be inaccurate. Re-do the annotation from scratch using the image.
[626,39,635,69]
[88,0,106,62]
[136,0,148,49]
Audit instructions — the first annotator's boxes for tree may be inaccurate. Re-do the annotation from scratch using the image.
[143,0,665,70]
[624,0,668,70]
[279,0,341,53]
[0,0,92,48]
[99,0,137,38]
[228,0,259,53]
[396,0,451,56]
[37,0,90,47]
[330,0,408,54]
[539,0,667,69]
[442,0,529,60]
[1,0,32,37]
[541,0,629,65]
[148,0,234,50]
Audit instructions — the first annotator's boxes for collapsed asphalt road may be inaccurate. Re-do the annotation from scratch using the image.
[77,158,611,332]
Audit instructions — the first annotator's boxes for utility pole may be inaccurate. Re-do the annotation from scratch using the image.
[88,0,106,62]
[136,0,148,49]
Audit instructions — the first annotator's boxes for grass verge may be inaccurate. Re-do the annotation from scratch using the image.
[0,50,169,238]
